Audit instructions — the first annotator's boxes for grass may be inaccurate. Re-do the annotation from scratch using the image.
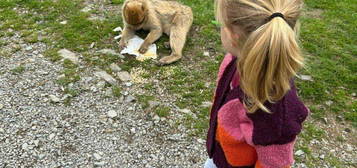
[11,65,25,74]
[0,0,355,167]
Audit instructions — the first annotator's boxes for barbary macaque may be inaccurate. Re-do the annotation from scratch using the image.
[119,0,193,65]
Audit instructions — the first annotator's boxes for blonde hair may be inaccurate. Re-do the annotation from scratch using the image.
[216,0,304,113]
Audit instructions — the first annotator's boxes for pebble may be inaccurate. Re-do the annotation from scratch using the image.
[319,154,325,160]
[130,128,136,134]
[346,144,353,152]
[295,150,305,156]
[325,100,333,106]
[97,49,124,58]
[0,104,3,109]
[25,46,32,51]
[94,161,106,166]
[117,71,132,82]
[49,95,60,103]
[352,93,356,97]
[110,63,122,72]
[94,71,117,85]
[148,101,160,108]
[203,51,210,56]
[107,110,117,118]
[58,49,79,64]
[22,143,29,150]
[125,82,132,87]
[125,95,136,103]
[48,133,55,140]
[33,140,39,147]
[93,153,102,160]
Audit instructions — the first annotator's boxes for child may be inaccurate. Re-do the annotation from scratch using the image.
[205,0,309,168]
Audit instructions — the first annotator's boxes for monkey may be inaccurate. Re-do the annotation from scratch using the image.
[119,0,193,65]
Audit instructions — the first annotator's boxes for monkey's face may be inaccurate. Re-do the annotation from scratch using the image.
[124,1,147,25]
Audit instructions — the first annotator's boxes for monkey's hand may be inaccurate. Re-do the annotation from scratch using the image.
[139,43,149,54]
[118,40,127,52]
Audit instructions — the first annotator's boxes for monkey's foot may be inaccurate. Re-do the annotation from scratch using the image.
[159,55,181,65]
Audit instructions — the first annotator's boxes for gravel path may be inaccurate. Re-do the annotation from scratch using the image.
[0,37,206,167]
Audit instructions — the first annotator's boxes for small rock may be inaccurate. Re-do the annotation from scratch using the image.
[295,150,305,156]
[148,101,159,108]
[346,144,353,152]
[49,133,55,140]
[0,104,3,109]
[325,100,333,106]
[93,153,102,160]
[124,82,132,87]
[203,51,210,57]
[299,75,313,81]
[58,49,79,64]
[57,74,65,80]
[49,95,60,103]
[0,128,4,133]
[107,110,117,118]
[33,140,39,147]
[110,63,122,72]
[319,154,325,160]
[125,95,136,103]
[197,138,205,144]
[97,49,124,58]
[352,93,356,97]
[25,46,32,51]
[94,161,106,166]
[94,71,117,85]
[321,118,328,124]
[130,128,136,134]
[60,20,67,25]
[117,71,132,82]
[164,42,170,49]
[96,81,106,89]
[38,154,46,160]
[22,143,29,150]
[153,115,160,121]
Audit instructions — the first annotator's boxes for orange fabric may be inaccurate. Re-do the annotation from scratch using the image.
[216,123,257,166]
[255,161,290,168]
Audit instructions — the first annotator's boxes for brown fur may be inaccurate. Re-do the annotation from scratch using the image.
[119,0,193,65]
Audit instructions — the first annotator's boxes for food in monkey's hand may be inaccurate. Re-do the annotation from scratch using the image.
[119,0,193,65]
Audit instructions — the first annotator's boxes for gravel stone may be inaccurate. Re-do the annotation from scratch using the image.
[107,110,117,118]
[125,95,136,103]
[93,153,102,160]
[58,49,79,64]
[295,150,305,156]
[109,63,122,72]
[97,49,124,58]
[94,71,117,85]
[117,71,132,82]
[49,95,60,103]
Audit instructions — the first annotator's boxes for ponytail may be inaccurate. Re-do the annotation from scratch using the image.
[217,0,304,113]
[239,17,303,113]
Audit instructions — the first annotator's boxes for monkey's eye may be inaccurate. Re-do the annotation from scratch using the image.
[141,5,145,11]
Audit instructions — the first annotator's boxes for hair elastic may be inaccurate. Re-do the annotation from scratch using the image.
[268,12,285,21]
